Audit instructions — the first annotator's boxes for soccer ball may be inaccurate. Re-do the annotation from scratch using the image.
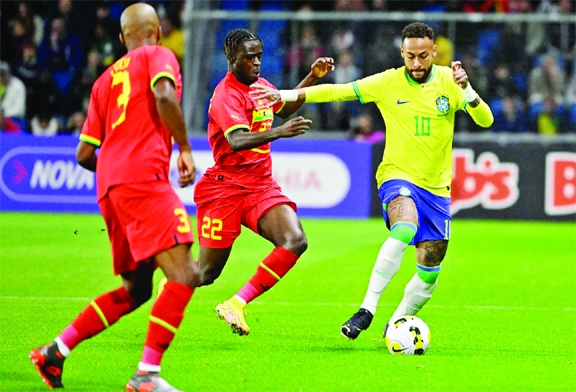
[385,315,431,355]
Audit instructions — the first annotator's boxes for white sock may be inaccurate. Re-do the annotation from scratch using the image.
[234,295,246,305]
[138,362,161,373]
[360,238,408,315]
[54,337,70,357]
[390,274,437,322]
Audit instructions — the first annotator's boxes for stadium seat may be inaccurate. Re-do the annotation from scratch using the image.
[221,0,249,10]
[52,70,73,96]
[489,99,503,117]
[511,74,527,94]
[476,28,501,66]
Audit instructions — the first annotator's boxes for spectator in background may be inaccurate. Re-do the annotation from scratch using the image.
[333,0,366,12]
[488,63,523,102]
[351,112,384,143]
[37,17,83,103]
[491,24,529,76]
[160,17,184,65]
[528,54,566,116]
[286,23,324,82]
[90,22,123,68]
[30,111,60,136]
[324,49,361,131]
[491,96,528,133]
[8,20,33,61]
[462,0,496,12]
[73,50,104,111]
[507,0,532,12]
[285,20,326,129]
[0,109,23,134]
[433,35,454,67]
[0,61,26,119]
[62,111,86,135]
[28,70,66,120]
[11,2,44,47]
[537,96,564,135]
[94,4,119,38]
[331,49,361,85]
[526,0,574,56]
[565,73,576,131]
[329,25,356,59]
[48,0,91,42]
[11,42,40,120]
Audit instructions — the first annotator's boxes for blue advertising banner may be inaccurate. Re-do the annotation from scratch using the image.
[0,134,373,218]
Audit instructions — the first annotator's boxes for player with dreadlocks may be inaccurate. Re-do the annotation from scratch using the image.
[193,28,333,336]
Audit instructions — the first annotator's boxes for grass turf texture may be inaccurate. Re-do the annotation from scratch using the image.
[1,212,575,392]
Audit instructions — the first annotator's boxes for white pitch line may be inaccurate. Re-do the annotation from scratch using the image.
[0,296,574,312]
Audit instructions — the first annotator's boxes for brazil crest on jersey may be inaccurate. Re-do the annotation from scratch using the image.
[352,65,466,197]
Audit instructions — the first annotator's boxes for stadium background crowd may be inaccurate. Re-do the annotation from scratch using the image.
[0,0,574,138]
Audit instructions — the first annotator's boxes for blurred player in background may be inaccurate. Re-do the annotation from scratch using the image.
[251,22,494,340]
[194,29,333,336]
[29,3,198,391]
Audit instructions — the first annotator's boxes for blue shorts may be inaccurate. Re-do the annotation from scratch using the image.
[378,180,451,245]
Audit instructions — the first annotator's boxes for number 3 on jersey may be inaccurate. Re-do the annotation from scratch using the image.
[111,70,131,129]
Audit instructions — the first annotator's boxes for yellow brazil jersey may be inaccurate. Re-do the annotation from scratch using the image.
[353,65,466,197]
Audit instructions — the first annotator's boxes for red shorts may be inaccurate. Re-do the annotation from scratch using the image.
[98,181,194,275]
[194,176,296,248]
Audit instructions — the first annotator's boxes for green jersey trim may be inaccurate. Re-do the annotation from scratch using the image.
[404,64,437,85]
[352,81,365,104]
[79,134,101,147]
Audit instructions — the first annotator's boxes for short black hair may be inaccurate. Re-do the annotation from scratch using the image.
[223,29,263,58]
[401,22,434,41]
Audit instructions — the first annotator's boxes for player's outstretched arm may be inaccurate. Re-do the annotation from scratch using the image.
[154,78,196,187]
[275,57,335,118]
[226,116,312,152]
[452,61,494,128]
[250,82,358,108]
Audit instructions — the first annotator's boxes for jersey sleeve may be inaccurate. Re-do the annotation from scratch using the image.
[79,88,104,147]
[352,70,392,104]
[147,47,181,96]
[211,88,251,137]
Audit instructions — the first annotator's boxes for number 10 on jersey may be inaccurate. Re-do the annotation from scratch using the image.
[414,116,431,136]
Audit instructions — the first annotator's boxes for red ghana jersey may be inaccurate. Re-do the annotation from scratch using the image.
[205,71,284,185]
[80,45,182,201]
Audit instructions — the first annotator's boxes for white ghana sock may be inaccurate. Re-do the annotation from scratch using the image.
[138,362,161,373]
[360,237,408,315]
[54,337,70,357]
[390,273,437,322]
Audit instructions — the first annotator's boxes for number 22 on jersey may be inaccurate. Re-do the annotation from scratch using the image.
[110,57,132,129]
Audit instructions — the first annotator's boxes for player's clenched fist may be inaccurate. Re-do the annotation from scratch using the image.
[451,61,469,88]
[177,150,196,188]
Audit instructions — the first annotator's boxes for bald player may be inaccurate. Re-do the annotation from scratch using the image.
[29,3,198,391]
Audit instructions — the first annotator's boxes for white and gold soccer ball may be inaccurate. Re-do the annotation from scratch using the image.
[385,315,431,355]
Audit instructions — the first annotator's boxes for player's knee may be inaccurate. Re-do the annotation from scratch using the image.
[284,232,307,256]
[389,221,417,244]
[419,240,448,266]
[181,262,200,288]
[198,264,220,286]
[199,272,216,286]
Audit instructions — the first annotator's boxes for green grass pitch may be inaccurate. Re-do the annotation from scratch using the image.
[1,212,575,391]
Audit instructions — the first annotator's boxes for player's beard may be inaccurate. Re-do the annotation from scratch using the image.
[409,66,432,83]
